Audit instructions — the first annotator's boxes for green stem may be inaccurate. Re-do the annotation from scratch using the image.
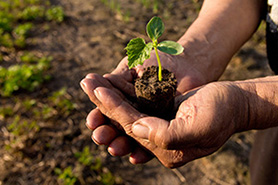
[154,46,162,81]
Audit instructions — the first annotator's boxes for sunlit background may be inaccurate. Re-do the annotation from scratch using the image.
[0,0,273,184]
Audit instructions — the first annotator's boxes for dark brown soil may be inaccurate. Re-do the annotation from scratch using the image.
[135,66,177,120]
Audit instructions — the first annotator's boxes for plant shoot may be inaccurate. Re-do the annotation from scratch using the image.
[125,16,184,81]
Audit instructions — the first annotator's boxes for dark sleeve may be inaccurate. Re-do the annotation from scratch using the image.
[266,8,278,74]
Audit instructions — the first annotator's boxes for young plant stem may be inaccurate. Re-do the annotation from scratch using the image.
[154,45,162,81]
[126,17,183,75]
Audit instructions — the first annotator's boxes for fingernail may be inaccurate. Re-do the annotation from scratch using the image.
[132,124,149,139]
[91,134,101,145]
[80,80,87,94]
[94,89,102,102]
[107,147,116,156]
[85,122,94,130]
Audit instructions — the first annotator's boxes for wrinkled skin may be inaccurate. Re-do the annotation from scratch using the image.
[104,52,207,96]
[80,0,266,170]
[81,67,247,168]
[81,53,209,164]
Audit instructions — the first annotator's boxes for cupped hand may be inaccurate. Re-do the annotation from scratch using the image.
[104,51,207,96]
[82,76,248,168]
[81,73,154,163]
[81,51,208,163]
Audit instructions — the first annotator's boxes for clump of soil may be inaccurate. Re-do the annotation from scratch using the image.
[134,66,177,120]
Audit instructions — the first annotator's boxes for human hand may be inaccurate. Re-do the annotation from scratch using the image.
[81,76,248,168]
[105,51,207,96]
[81,74,154,163]
[81,51,209,163]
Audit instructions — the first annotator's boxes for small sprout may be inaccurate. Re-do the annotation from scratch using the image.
[13,23,33,37]
[54,166,78,185]
[0,29,13,48]
[0,56,51,97]
[20,52,38,63]
[125,16,184,81]
[21,6,45,20]
[46,6,65,23]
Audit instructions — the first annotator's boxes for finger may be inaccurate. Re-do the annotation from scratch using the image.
[84,73,113,91]
[86,108,107,130]
[132,116,196,150]
[142,53,158,68]
[81,75,135,131]
[92,86,180,164]
[108,136,134,156]
[91,86,205,168]
[104,73,136,97]
[103,57,136,96]
[93,86,145,135]
[129,147,154,164]
[92,125,118,145]
[80,77,120,115]
[134,65,145,78]
[80,73,124,100]
[110,57,130,74]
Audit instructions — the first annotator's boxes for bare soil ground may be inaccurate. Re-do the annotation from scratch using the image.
[0,0,274,184]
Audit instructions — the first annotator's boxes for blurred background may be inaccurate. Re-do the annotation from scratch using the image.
[0,0,273,184]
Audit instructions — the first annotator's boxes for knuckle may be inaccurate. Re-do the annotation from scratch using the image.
[162,151,186,169]
[159,135,173,149]
[85,73,99,79]
[122,122,133,135]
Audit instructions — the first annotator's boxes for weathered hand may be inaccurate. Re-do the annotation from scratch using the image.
[82,76,248,168]
[81,51,208,164]
[104,51,207,96]
[81,74,154,163]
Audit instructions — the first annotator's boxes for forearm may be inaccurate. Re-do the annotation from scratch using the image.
[178,0,265,82]
[236,76,278,131]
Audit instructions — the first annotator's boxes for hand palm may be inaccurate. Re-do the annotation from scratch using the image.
[105,52,206,97]
[82,52,210,165]
[86,82,241,168]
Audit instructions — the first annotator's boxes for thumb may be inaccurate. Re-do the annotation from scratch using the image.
[132,117,193,150]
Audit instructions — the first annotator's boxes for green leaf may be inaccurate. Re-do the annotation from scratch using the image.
[125,38,153,68]
[157,41,184,55]
[146,16,164,41]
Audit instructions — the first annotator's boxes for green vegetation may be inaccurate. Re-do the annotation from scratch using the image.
[7,115,40,136]
[26,88,75,120]
[4,114,40,152]
[21,5,45,20]
[100,0,172,22]
[136,0,161,14]
[100,170,116,185]
[0,0,64,49]
[53,146,118,185]
[0,0,65,97]
[74,146,117,185]
[4,87,75,152]
[125,16,184,81]
[0,106,13,119]
[48,87,76,117]
[100,0,130,22]
[74,146,102,169]
[55,166,78,185]
[0,2,89,184]
[46,6,65,23]
[0,56,52,97]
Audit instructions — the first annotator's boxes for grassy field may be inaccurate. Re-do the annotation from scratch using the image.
[0,0,273,184]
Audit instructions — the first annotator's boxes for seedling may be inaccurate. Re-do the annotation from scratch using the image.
[46,6,65,23]
[54,166,78,185]
[125,16,184,81]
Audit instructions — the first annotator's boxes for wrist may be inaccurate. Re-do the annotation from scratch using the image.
[235,76,278,131]
[177,0,263,84]
[177,18,232,83]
